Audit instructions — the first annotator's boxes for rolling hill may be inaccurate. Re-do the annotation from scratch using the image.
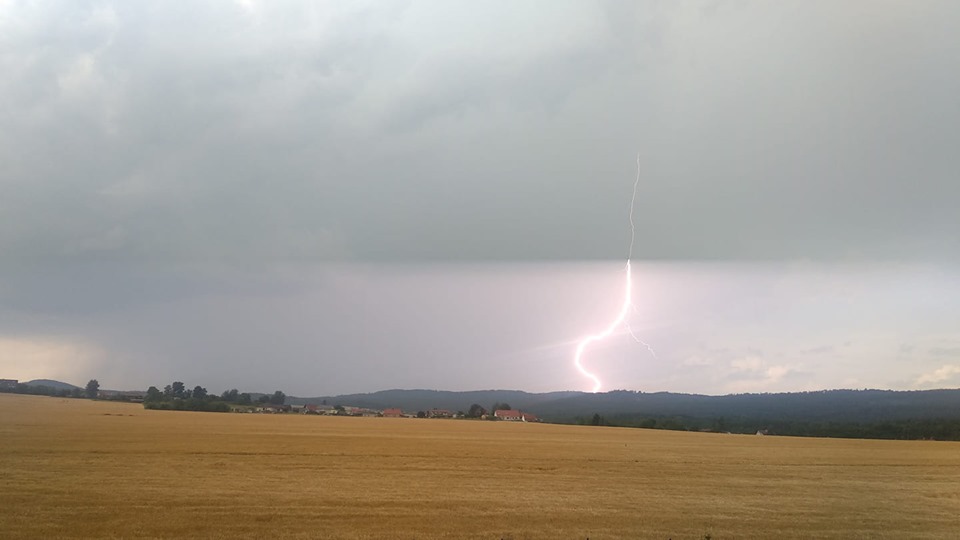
[25,379,81,391]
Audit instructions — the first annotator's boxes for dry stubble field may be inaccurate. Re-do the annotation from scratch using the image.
[1,394,959,539]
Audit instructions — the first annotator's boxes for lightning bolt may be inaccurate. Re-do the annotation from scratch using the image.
[573,155,656,392]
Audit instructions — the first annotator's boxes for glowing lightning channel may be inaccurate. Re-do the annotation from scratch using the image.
[572,260,636,392]
[572,155,656,393]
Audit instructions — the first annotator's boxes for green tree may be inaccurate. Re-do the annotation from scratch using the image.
[145,386,162,402]
[192,386,207,400]
[171,381,186,399]
[491,402,511,413]
[237,393,252,405]
[269,390,286,405]
[221,389,239,402]
[467,404,486,418]
[257,395,270,404]
[85,379,100,399]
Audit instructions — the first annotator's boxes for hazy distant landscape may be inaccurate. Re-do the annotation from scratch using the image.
[6,378,960,441]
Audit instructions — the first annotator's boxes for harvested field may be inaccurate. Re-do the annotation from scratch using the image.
[1,393,958,539]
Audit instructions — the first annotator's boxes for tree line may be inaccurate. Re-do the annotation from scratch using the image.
[143,381,286,412]
[460,402,512,419]
[0,379,100,399]
[565,412,960,441]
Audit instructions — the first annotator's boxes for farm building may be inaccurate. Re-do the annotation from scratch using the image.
[257,404,291,413]
[302,404,335,415]
[494,410,539,422]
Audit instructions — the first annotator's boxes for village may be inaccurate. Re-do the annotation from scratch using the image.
[1,379,542,422]
[249,402,540,422]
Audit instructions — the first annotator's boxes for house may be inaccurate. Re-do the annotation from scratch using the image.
[303,404,322,414]
[257,404,291,413]
[492,410,539,422]
[302,404,337,415]
[0,379,19,391]
[428,409,453,418]
[494,409,523,421]
[382,408,403,418]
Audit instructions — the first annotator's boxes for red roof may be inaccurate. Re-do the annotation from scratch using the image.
[494,409,538,422]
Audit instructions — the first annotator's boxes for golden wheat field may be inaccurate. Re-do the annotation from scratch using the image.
[1,394,959,539]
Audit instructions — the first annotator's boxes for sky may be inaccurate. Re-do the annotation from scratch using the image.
[1,1,958,395]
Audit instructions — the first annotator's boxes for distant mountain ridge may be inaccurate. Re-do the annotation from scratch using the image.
[286,389,581,412]
[290,387,960,424]
[14,382,960,428]
[529,388,960,423]
[8,380,960,438]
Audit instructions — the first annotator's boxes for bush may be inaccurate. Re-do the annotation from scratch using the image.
[143,399,231,413]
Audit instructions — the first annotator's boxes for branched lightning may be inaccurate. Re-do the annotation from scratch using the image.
[573,155,656,392]
[572,260,636,392]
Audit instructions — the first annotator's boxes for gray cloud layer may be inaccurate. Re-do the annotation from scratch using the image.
[3,1,958,263]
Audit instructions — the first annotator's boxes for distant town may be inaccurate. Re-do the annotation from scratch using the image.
[0,378,540,422]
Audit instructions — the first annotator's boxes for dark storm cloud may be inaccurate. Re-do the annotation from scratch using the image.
[2,1,958,264]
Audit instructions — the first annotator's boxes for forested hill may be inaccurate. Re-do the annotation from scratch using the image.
[535,389,960,440]
[294,388,960,440]
[25,379,81,391]
[531,389,960,423]
[294,388,960,422]
[287,389,581,412]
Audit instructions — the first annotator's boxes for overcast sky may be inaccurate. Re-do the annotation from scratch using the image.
[2,1,958,395]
